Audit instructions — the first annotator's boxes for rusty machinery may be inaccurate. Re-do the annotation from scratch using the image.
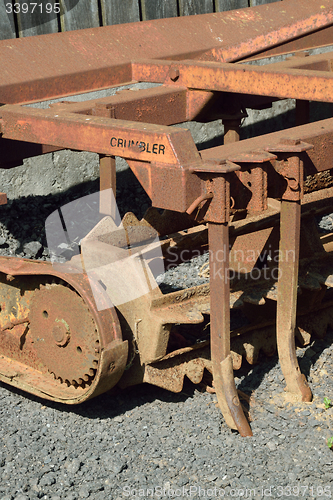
[1,0,333,436]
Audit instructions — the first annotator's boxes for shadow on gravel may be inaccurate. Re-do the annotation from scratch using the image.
[235,329,333,404]
[0,376,197,420]
[0,167,151,256]
[1,330,332,422]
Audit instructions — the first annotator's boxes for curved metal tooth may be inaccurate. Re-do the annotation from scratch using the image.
[324,274,333,288]
[295,326,311,346]
[231,350,242,370]
[230,291,244,309]
[266,285,278,301]
[243,342,260,365]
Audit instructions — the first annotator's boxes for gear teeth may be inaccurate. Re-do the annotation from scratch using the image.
[32,278,101,385]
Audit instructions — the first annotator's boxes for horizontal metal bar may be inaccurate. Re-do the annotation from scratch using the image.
[47,85,189,125]
[0,0,333,104]
[243,25,333,62]
[200,116,333,174]
[132,57,333,102]
[0,63,133,106]
[0,105,200,166]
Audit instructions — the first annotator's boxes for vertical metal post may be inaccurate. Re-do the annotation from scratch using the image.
[223,118,241,145]
[99,154,117,218]
[276,155,312,401]
[209,221,253,436]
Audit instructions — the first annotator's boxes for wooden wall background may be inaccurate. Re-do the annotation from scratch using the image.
[0,0,280,40]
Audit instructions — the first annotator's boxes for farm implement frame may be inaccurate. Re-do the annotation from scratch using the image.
[1,0,333,436]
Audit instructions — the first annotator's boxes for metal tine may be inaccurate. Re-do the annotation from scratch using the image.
[276,197,312,402]
[209,222,253,436]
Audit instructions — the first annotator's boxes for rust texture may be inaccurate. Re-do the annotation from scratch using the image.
[0,0,333,104]
[1,0,333,434]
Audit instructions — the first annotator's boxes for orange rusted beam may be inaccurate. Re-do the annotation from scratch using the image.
[0,0,333,104]
[0,105,200,165]
[132,55,333,103]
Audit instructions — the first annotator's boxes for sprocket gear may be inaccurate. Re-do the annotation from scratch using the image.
[30,281,100,386]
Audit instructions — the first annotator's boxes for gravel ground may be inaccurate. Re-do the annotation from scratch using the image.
[0,173,333,500]
[0,333,332,500]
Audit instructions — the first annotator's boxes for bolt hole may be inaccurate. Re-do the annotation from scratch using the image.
[77,346,82,353]
[43,310,48,318]
[247,182,252,187]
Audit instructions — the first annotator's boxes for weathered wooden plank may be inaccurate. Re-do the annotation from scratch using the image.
[60,0,100,31]
[140,0,178,20]
[214,0,249,11]
[100,0,140,25]
[16,2,59,37]
[0,1,16,39]
[179,0,214,16]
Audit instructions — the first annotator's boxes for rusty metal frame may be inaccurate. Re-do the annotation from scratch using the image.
[1,0,333,435]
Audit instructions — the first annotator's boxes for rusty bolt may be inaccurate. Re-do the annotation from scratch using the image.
[286,176,300,191]
[169,68,180,82]
[232,395,240,406]
[53,320,70,347]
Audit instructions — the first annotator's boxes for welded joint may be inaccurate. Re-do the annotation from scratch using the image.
[266,138,313,202]
[279,157,303,202]
[189,160,240,223]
